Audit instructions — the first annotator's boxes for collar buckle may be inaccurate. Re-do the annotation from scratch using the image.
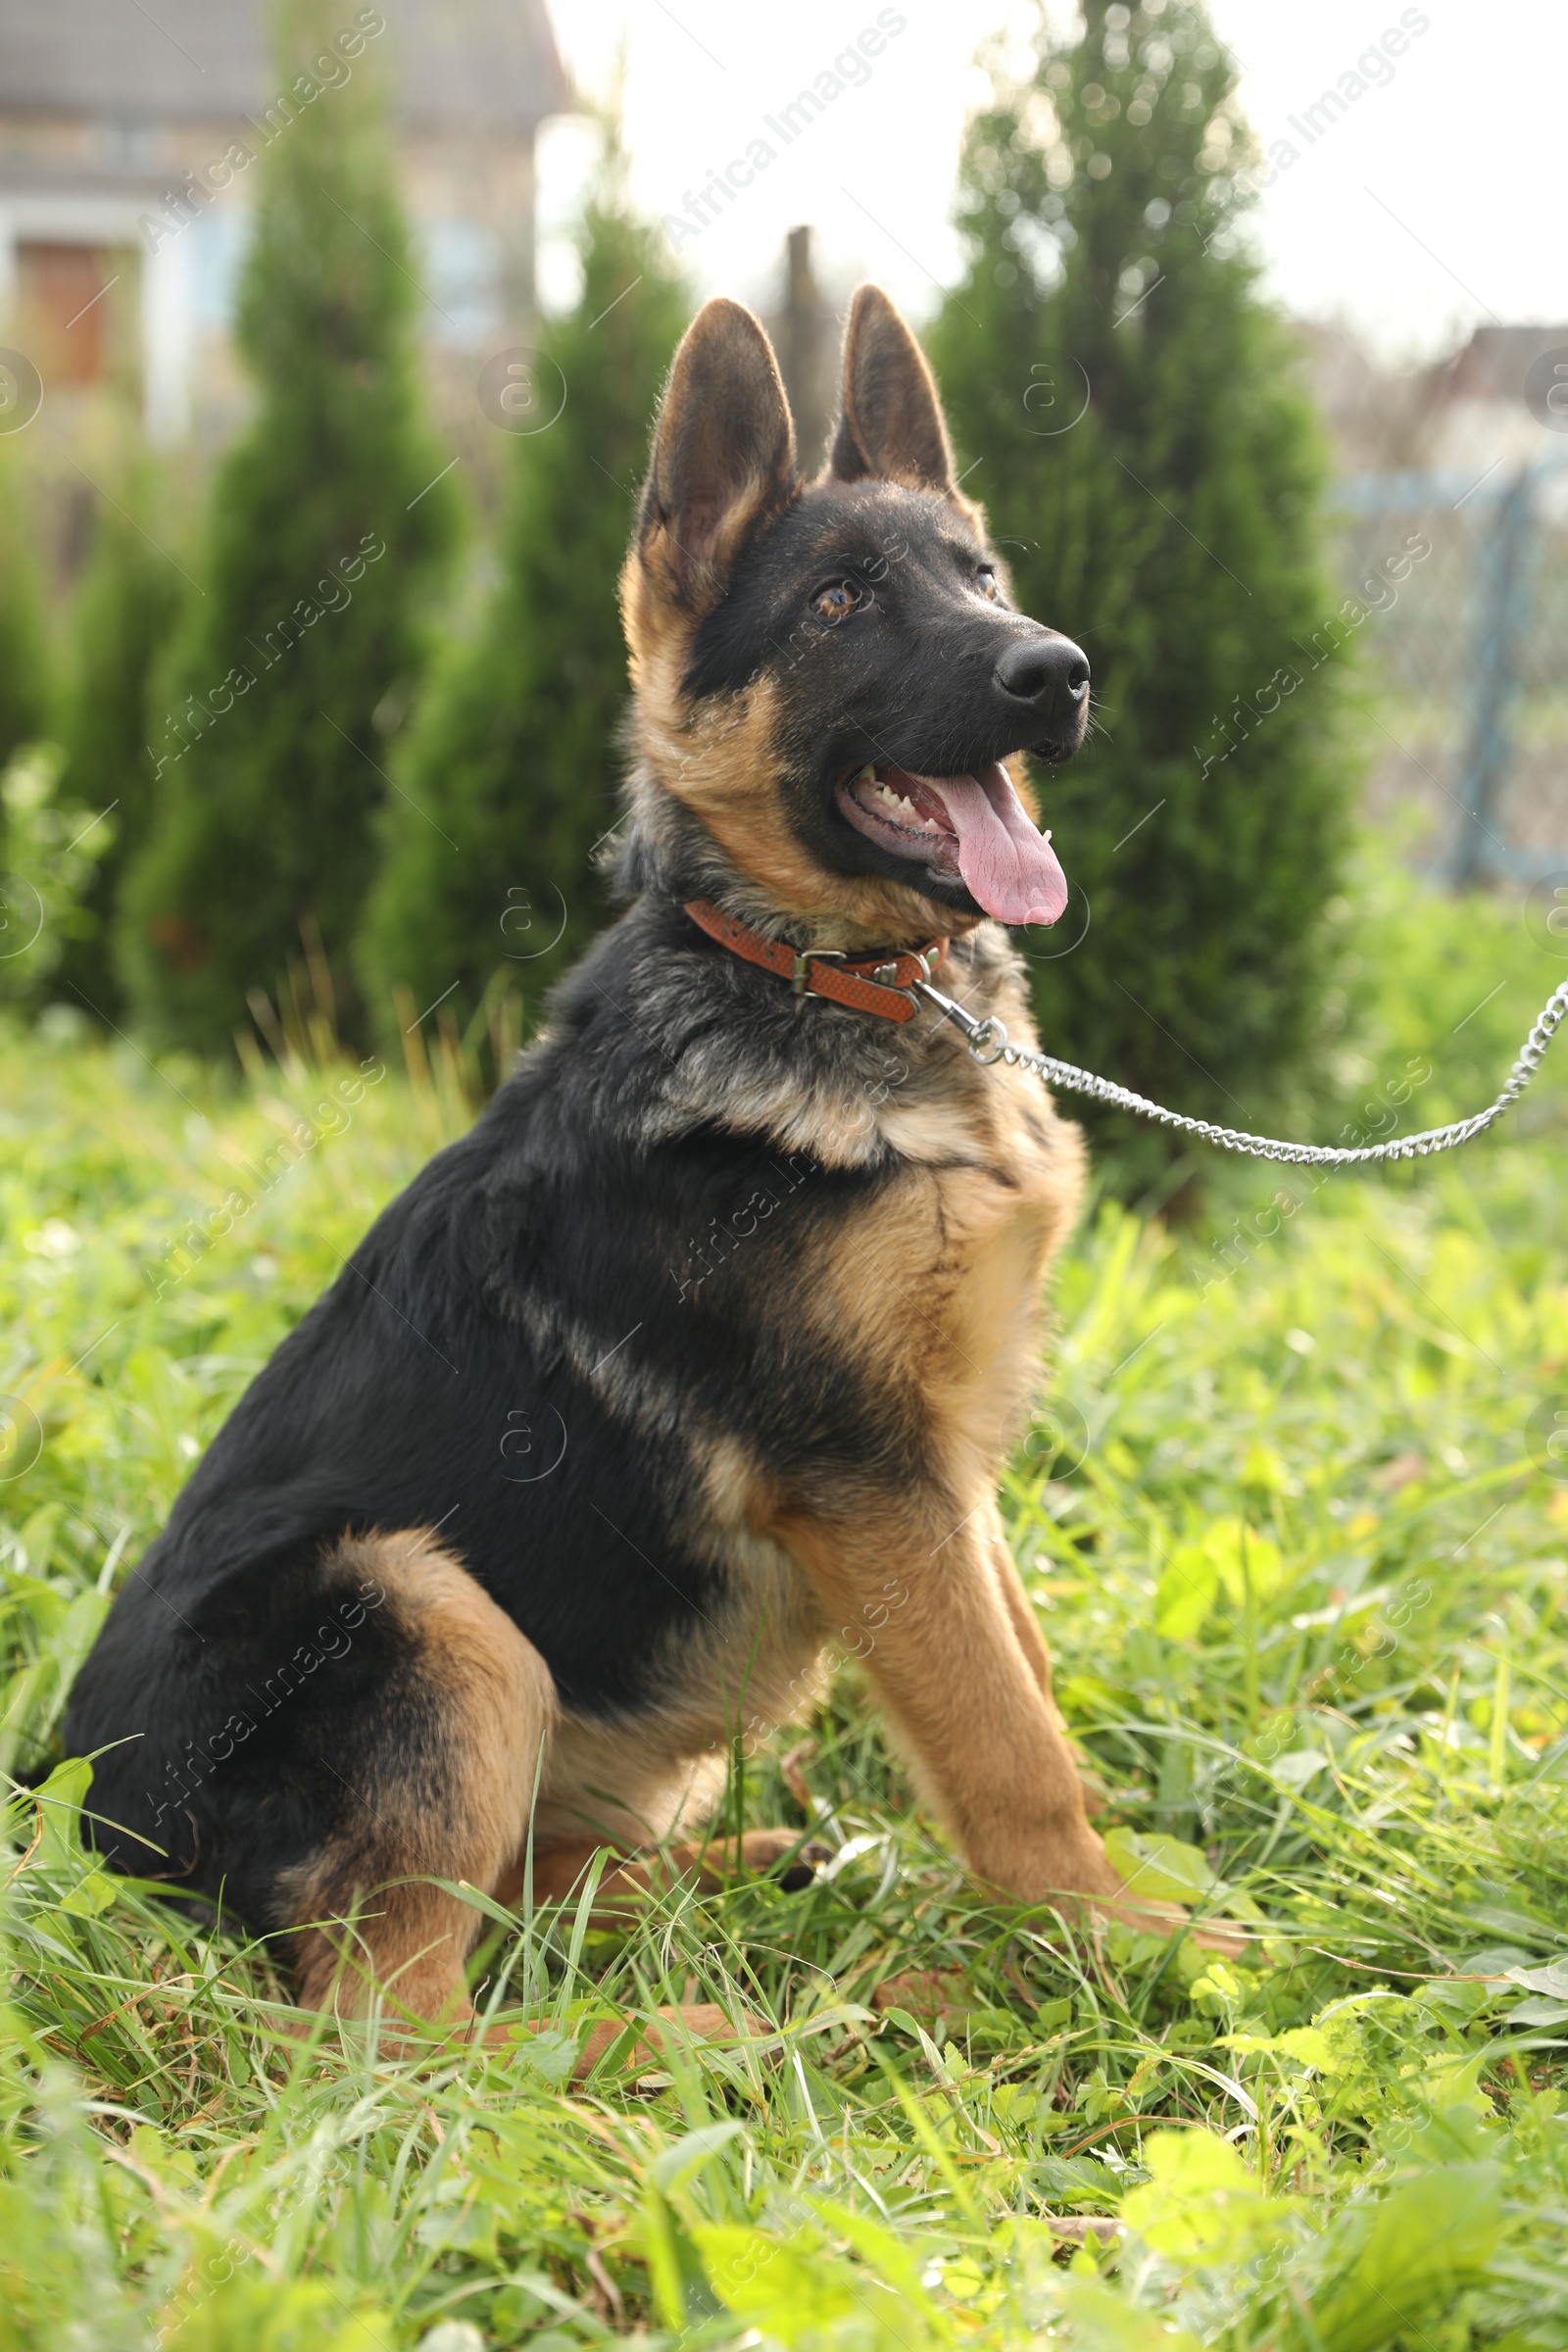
[792,947,846,996]
[684,898,949,1027]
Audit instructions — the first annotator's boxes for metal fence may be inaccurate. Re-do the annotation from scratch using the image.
[1333,462,1568,886]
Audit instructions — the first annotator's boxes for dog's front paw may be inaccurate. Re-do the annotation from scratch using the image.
[674,1827,832,1893]
[1000,1832,1250,1958]
[1067,1842,1250,1958]
[736,1827,833,1889]
[776,1844,833,1892]
[1082,1884,1249,1958]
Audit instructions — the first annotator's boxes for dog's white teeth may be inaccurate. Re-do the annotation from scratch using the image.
[856,763,876,783]
[1043,829,1053,844]
[869,777,932,826]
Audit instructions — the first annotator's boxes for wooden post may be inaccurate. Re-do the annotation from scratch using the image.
[770,225,832,475]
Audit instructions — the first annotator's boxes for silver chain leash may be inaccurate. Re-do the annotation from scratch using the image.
[915,976,1568,1167]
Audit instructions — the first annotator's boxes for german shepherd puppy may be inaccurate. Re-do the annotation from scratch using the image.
[64,286,1166,2044]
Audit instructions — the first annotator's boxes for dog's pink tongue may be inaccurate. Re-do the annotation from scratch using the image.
[933,762,1068,927]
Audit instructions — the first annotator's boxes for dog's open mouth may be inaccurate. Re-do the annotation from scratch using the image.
[835,760,1068,927]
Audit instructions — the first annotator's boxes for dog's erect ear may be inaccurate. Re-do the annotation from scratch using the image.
[638,298,796,606]
[828,283,958,498]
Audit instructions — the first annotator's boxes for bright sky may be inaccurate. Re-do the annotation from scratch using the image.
[535,0,1568,362]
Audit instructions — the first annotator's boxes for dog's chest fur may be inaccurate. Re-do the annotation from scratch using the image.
[680,933,1084,1457]
[571,920,1086,1784]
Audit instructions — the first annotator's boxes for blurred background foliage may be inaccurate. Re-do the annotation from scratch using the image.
[0,448,53,785]
[355,140,689,1059]
[930,0,1353,1196]
[52,453,187,1018]
[0,0,1554,1196]
[112,0,460,1053]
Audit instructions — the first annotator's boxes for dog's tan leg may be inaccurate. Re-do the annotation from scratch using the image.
[665,1826,829,1886]
[778,1501,1246,1948]
[984,1504,1118,1825]
[283,1531,558,2034]
[570,2003,762,2077]
[983,1503,1054,1696]
[518,1827,828,1914]
[779,1499,1122,1908]
[282,1536,758,2071]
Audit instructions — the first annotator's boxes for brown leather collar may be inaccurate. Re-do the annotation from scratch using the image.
[683,897,948,1025]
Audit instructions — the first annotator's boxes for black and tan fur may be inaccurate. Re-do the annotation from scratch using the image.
[64,286,1178,2049]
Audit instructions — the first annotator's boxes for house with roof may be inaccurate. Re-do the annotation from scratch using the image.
[1428,323,1568,496]
[0,0,569,442]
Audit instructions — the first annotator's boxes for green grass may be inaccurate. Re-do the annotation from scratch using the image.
[6,860,1568,2350]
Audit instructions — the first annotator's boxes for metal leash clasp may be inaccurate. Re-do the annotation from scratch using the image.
[966,1016,1009,1065]
[915,978,1007,1061]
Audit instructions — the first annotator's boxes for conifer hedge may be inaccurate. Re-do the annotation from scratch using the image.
[0,450,51,779]
[927,0,1353,1187]
[56,467,186,1018]
[119,0,458,1051]
[355,173,688,1060]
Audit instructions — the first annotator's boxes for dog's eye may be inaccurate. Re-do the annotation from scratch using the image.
[976,565,1001,601]
[811,580,860,621]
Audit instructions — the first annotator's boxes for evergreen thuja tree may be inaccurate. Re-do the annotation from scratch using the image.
[55,466,186,1018]
[0,448,51,775]
[356,173,688,1054]
[119,0,458,1051]
[928,0,1352,1186]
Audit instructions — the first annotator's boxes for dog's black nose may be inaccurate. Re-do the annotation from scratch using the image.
[993,631,1091,714]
